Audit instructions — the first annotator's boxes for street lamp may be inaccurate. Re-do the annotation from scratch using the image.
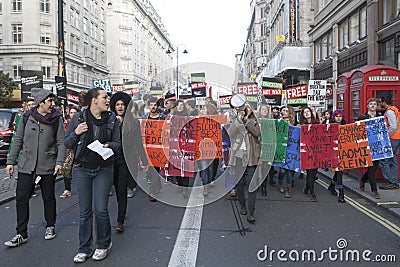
[166,45,188,99]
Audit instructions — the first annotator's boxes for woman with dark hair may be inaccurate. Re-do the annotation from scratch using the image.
[327,109,347,203]
[171,100,188,116]
[321,110,331,124]
[299,107,319,201]
[65,88,121,263]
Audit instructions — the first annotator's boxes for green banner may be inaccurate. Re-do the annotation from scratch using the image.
[260,119,277,162]
[7,113,21,161]
[274,120,289,163]
[287,98,307,104]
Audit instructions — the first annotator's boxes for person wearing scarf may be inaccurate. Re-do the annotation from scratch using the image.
[64,88,121,263]
[5,88,65,247]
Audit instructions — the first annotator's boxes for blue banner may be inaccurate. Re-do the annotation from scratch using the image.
[274,126,303,173]
[364,117,393,161]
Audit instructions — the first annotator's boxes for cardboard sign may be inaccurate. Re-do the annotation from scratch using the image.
[307,80,327,106]
[300,124,338,169]
[219,95,232,109]
[93,78,112,93]
[140,120,170,167]
[286,84,307,105]
[195,115,225,160]
[55,76,67,106]
[364,117,393,161]
[336,122,373,170]
[21,70,43,101]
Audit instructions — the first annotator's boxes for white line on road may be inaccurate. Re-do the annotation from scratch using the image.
[317,179,400,237]
[168,187,204,267]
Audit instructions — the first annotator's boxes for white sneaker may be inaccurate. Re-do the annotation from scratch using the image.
[44,226,56,240]
[92,242,112,261]
[74,252,90,263]
[4,234,28,247]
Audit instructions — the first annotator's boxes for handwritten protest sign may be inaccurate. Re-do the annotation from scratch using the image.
[273,120,289,163]
[195,115,226,160]
[364,117,393,160]
[260,119,277,162]
[167,116,197,177]
[300,124,338,169]
[140,119,170,167]
[307,80,326,106]
[336,122,373,170]
[273,126,303,172]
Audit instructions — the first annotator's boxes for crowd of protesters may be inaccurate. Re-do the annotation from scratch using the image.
[3,87,399,263]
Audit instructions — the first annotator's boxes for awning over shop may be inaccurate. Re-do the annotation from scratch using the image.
[257,47,311,81]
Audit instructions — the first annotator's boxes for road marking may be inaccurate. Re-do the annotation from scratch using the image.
[377,202,400,205]
[317,180,400,238]
[168,187,204,267]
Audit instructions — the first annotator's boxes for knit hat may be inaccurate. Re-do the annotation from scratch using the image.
[110,91,132,114]
[332,109,345,119]
[31,88,55,106]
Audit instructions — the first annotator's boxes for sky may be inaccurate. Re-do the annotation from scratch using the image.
[151,0,252,69]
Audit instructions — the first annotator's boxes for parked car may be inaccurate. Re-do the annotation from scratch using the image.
[0,109,20,160]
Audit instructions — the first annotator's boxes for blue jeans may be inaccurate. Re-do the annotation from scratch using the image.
[73,166,113,254]
[379,139,400,185]
[197,159,214,185]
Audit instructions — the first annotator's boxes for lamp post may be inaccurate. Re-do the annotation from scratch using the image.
[166,45,188,99]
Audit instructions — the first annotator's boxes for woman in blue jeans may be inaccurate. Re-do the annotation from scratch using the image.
[65,88,121,263]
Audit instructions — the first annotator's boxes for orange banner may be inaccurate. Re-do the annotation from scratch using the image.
[336,122,373,170]
[195,115,226,160]
[140,119,170,167]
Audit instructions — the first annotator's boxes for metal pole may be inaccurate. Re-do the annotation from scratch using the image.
[57,0,66,77]
[176,47,179,99]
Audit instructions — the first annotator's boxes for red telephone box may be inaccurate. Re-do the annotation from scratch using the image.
[340,65,400,180]
[336,71,353,116]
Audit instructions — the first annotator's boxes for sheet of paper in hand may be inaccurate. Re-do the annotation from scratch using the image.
[87,140,114,160]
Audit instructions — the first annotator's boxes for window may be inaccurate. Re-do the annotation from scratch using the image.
[90,22,94,38]
[0,0,3,13]
[382,38,395,63]
[339,20,348,49]
[100,29,104,43]
[12,58,22,79]
[83,17,88,33]
[75,11,79,28]
[40,24,51,44]
[94,24,98,39]
[40,0,50,13]
[12,0,22,12]
[100,7,104,21]
[360,6,367,38]
[84,42,88,56]
[261,23,267,36]
[83,0,87,9]
[41,58,52,79]
[327,31,332,56]
[70,34,76,53]
[70,7,74,25]
[12,24,23,44]
[349,12,359,44]
[315,38,322,62]
[0,24,2,44]
[383,0,392,24]
[397,0,400,17]
[261,41,267,55]
[0,58,3,71]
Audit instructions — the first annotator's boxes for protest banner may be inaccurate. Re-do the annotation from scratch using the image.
[191,73,206,97]
[364,117,393,160]
[260,119,277,163]
[273,126,303,172]
[167,116,197,177]
[273,120,289,163]
[336,122,373,170]
[218,95,232,109]
[237,83,259,104]
[93,78,112,93]
[21,70,43,101]
[55,76,67,106]
[140,119,170,167]
[307,80,327,106]
[261,77,283,105]
[195,115,226,160]
[286,84,307,105]
[300,124,338,169]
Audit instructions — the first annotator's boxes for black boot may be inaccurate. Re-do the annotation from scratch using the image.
[338,188,345,203]
[261,185,267,197]
[247,209,255,224]
[328,182,338,196]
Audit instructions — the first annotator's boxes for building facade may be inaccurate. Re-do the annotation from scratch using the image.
[106,0,172,92]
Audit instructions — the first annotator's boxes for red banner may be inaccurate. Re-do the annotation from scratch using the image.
[140,120,170,167]
[300,124,338,169]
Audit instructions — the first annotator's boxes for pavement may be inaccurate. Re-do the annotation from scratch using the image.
[1,165,400,218]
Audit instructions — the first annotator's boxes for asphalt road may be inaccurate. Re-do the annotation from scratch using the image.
[0,172,400,266]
